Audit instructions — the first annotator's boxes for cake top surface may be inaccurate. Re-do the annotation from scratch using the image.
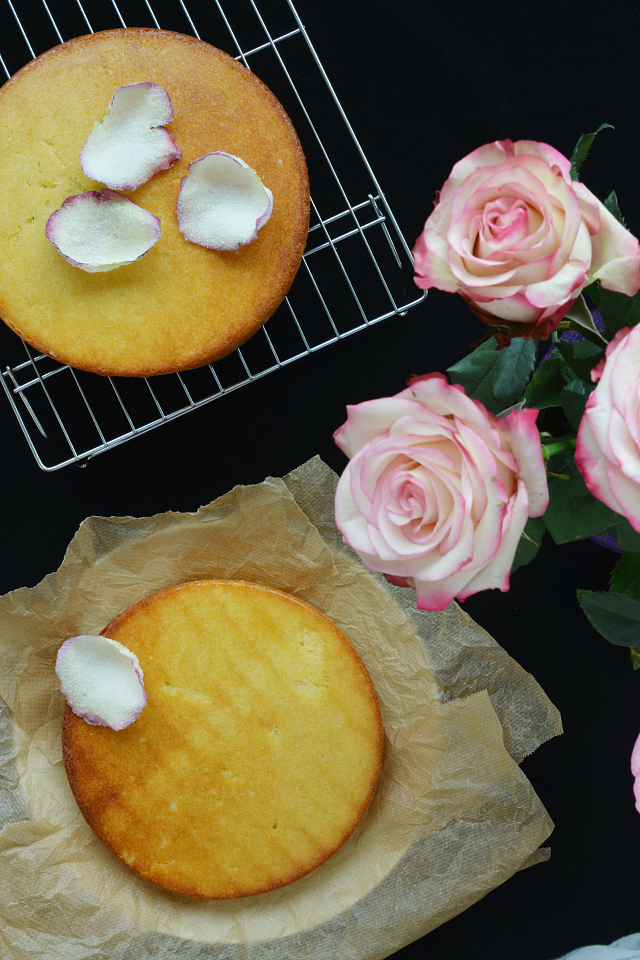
[0,29,309,376]
[62,579,384,899]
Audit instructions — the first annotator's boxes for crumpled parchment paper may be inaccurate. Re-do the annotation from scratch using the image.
[0,456,562,960]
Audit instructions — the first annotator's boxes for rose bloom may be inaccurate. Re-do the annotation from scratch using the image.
[413,139,640,340]
[333,373,549,611]
[576,324,640,530]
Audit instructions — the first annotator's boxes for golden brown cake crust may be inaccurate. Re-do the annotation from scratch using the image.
[0,29,309,376]
[62,580,383,899]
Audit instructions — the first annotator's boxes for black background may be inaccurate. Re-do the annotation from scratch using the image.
[1,1,639,958]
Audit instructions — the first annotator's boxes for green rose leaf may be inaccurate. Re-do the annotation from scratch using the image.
[447,336,502,413]
[598,286,640,340]
[577,589,640,646]
[573,340,604,360]
[569,123,614,181]
[562,294,608,348]
[583,281,601,307]
[561,379,595,430]
[492,337,537,406]
[511,516,545,574]
[447,336,535,414]
[604,190,626,228]
[523,356,566,409]
[544,460,619,543]
[583,547,640,663]
[616,517,640,552]
[610,551,640,598]
[555,339,603,382]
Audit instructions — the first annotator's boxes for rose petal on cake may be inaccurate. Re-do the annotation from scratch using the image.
[55,634,146,730]
[176,151,273,251]
[80,82,181,191]
[46,189,161,272]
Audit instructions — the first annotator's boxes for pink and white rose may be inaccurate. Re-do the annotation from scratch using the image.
[576,324,640,530]
[413,139,640,341]
[333,373,549,611]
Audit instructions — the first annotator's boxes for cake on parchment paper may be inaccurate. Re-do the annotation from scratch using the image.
[62,580,384,899]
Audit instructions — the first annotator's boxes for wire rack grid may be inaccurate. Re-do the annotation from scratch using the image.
[0,0,426,471]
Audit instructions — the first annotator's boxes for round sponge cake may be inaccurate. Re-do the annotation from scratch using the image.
[0,30,309,376]
[62,580,384,899]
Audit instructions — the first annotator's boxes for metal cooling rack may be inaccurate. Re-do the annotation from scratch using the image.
[0,0,426,471]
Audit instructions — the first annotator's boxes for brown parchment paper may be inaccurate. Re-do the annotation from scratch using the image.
[0,456,562,960]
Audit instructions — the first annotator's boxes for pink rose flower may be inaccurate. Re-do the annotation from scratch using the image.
[413,139,640,341]
[333,373,549,611]
[632,733,640,813]
[576,324,640,531]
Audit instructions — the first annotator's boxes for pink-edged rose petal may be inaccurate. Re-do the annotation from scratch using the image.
[46,189,161,272]
[55,634,146,730]
[176,152,273,251]
[80,82,181,191]
[576,324,640,531]
[632,732,640,813]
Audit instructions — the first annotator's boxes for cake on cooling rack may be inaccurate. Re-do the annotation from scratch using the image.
[62,579,384,899]
[0,29,309,377]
